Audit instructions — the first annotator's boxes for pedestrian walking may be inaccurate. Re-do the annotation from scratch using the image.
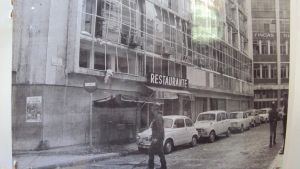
[269,101,278,148]
[148,103,167,169]
[279,93,288,154]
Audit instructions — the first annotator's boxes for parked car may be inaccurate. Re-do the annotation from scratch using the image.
[258,108,271,123]
[228,111,251,132]
[245,109,261,127]
[194,110,231,143]
[136,115,198,154]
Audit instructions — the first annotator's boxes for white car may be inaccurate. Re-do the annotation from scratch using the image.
[194,110,231,143]
[229,111,251,132]
[245,109,261,127]
[258,108,271,123]
[136,115,198,154]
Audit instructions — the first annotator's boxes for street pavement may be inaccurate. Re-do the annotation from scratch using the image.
[66,122,284,169]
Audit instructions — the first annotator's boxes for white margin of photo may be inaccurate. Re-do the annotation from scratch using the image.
[0,0,13,168]
[283,0,300,168]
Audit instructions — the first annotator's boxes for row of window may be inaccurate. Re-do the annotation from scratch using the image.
[253,63,289,79]
[79,41,187,78]
[252,19,290,34]
[253,39,289,55]
[80,0,252,81]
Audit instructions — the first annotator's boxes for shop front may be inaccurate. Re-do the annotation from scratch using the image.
[144,73,192,118]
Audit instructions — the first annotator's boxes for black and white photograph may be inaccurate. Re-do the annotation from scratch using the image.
[0,0,297,168]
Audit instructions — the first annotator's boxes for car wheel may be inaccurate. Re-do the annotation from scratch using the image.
[240,125,244,132]
[208,131,216,143]
[190,136,197,147]
[164,139,173,154]
[226,128,231,137]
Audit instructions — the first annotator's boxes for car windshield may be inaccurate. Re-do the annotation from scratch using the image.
[197,114,215,121]
[163,118,173,128]
[259,110,267,114]
[229,113,243,119]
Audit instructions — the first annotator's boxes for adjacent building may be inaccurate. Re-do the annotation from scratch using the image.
[251,0,290,109]
[12,0,253,150]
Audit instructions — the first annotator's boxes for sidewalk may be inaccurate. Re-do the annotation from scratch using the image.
[13,143,138,169]
[268,151,284,169]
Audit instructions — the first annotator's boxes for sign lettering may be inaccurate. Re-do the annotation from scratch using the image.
[148,73,189,88]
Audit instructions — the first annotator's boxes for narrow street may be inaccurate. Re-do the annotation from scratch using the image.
[68,122,283,169]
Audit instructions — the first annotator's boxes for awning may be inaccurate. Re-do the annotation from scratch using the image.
[94,94,160,107]
[146,86,192,100]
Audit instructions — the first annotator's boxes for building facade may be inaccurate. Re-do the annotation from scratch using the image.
[12,0,253,150]
[251,0,290,109]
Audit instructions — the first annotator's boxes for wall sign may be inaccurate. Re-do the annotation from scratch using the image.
[253,32,276,39]
[26,96,42,122]
[148,73,189,89]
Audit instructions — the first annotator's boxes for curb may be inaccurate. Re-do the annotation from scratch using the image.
[30,150,138,169]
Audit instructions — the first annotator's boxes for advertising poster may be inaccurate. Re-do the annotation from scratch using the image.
[25,96,42,123]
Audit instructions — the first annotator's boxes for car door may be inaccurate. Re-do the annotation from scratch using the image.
[221,112,228,133]
[184,118,195,143]
[215,113,222,135]
[243,112,249,128]
[173,118,186,145]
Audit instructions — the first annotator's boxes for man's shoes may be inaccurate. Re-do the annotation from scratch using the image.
[269,144,272,148]
[273,141,276,145]
[279,149,284,154]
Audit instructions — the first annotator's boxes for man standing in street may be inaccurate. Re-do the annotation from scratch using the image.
[280,93,288,154]
[269,101,278,148]
[148,103,167,169]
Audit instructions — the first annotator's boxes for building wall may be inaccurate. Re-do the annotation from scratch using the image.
[12,0,254,150]
[251,0,290,109]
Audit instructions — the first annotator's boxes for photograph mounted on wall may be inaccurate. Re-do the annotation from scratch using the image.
[11,0,290,168]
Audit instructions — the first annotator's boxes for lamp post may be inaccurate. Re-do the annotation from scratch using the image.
[84,77,97,147]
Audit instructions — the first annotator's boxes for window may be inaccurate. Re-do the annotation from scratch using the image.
[117,48,128,73]
[128,50,137,75]
[262,64,269,79]
[175,63,182,78]
[185,119,193,127]
[261,40,268,54]
[174,119,185,128]
[162,59,168,76]
[93,44,106,70]
[137,53,145,76]
[154,57,162,74]
[79,48,91,68]
[281,63,289,79]
[217,113,221,121]
[253,40,259,55]
[94,50,106,70]
[146,55,153,74]
[270,40,276,54]
[168,61,175,77]
[270,64,277,79]
[221,113,227,120]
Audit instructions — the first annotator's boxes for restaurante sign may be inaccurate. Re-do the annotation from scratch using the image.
[148,73,189,88]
